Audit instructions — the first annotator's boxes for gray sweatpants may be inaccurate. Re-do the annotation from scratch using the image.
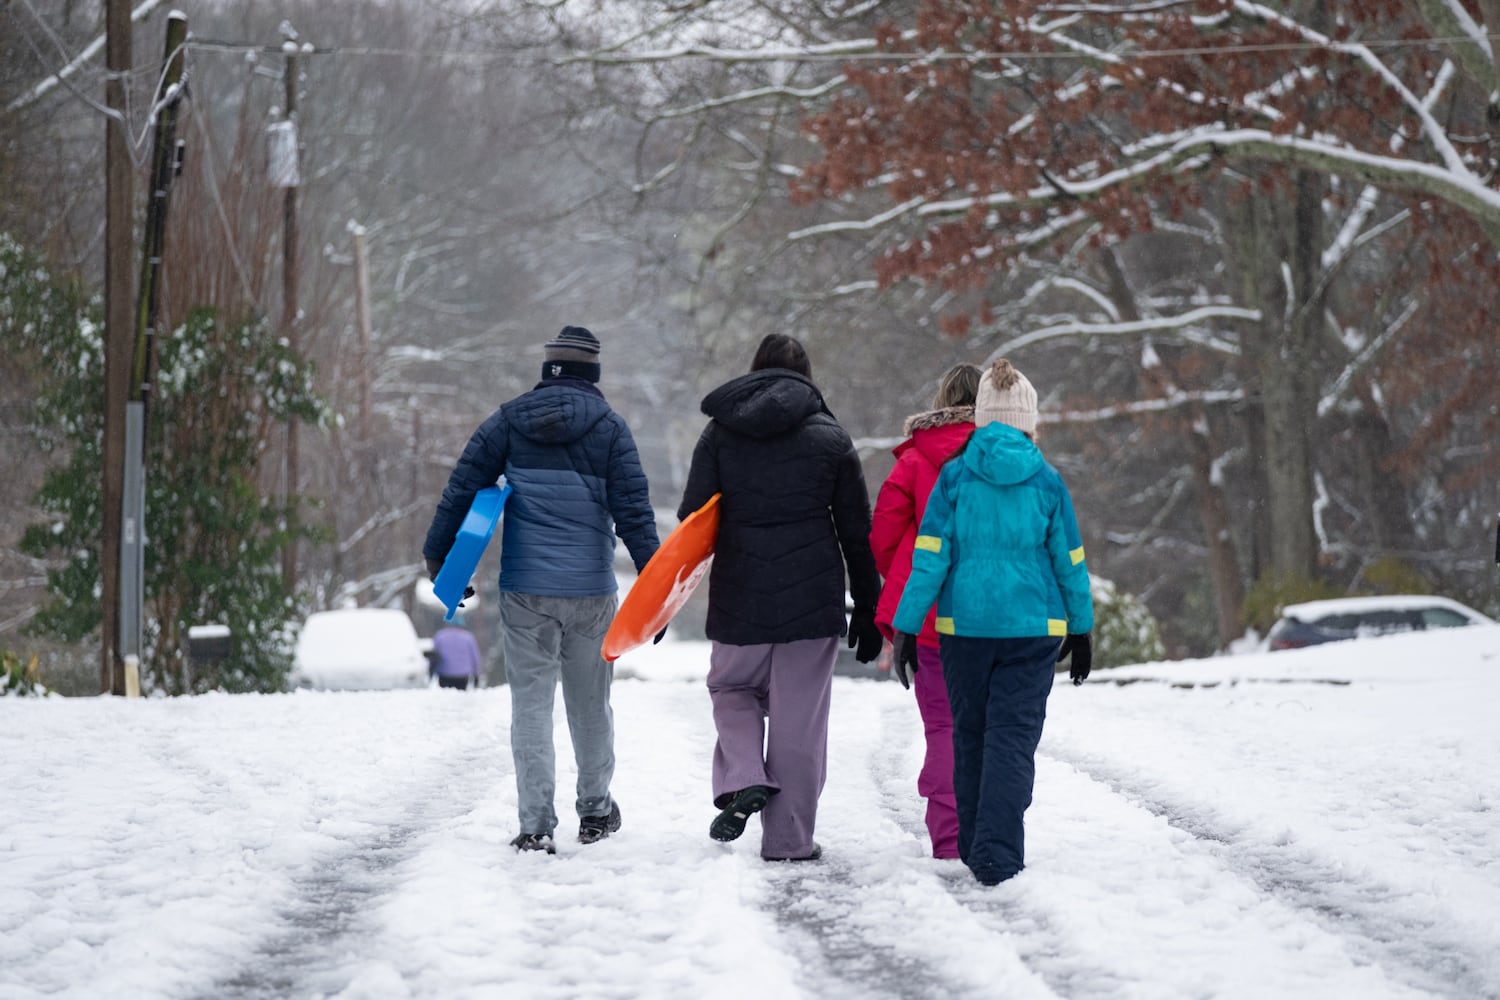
[707,636,837,860]
[500,591,617,837]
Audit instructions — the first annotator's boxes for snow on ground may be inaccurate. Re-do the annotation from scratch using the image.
[3,626,1499,999]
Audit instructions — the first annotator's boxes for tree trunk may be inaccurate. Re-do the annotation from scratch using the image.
[1237,397,1271,583]
[1349,382,1417,553]
[1227,197,1276,583]
[1230,170,1323,584]
[1187,407,1245,646]
[1277,168,1326,579]
[1259,365,1317,578]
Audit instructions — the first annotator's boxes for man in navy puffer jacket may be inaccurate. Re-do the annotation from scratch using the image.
[423,326,659,855]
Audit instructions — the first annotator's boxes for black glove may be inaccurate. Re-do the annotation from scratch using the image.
[1057,632,1092,685]
[847,608,883,664]
[653,626,668,644]
[427,557,475,604]
[891,631,919,690]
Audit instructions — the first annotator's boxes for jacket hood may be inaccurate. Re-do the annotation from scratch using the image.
[963,421,1044,485]
[510,380,610,445]
[901,404,974,438]
[701,369,829,439]
[896,406,974,468]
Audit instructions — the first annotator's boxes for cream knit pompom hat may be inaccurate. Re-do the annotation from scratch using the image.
[973,359,1038,436]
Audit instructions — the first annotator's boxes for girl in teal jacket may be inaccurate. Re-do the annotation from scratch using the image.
[892,359,1093,886]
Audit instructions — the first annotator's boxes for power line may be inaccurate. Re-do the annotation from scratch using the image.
[185,96,258,306]
[181,32,1500,65]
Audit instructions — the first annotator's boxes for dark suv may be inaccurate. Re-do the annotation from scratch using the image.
[1267,596,1494,651]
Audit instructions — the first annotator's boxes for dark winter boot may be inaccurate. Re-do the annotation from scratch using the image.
[765,842,821,862]
[510,832,556,854]
[709,785,773,842]
[578,801,622,844]
[971,865,1019,887]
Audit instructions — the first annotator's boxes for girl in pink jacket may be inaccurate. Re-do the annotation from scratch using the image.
[869,363,980,859]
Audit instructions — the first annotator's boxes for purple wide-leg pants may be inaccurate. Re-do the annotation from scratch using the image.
[914,642,960,858]
[706,636,836,860]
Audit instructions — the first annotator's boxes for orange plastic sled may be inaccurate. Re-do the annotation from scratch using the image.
[601,493,721,662]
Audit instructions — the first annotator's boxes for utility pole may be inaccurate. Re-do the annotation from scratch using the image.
[101,0,134,695]
[352,223,372,441]
[131,13,189,406]
[121,12,189,694]
[279,35,301,595]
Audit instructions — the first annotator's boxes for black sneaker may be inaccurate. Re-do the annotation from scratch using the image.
[709,785,773,842]
[578,801,622,844]
[510,832,556,854]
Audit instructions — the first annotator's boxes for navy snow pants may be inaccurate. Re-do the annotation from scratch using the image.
[939,635,1059,884]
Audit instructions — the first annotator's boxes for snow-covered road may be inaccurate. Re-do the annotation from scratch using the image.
[3,628,1499,999]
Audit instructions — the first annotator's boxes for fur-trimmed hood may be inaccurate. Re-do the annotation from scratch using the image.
[892,405,976,473]
[901,404,975,437]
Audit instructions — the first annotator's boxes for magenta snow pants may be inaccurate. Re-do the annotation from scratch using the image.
[914,642,960,858]
[707,636,836,860]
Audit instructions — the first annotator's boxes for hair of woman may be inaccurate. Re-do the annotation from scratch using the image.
[932,363,982,410]
[750,334,812,378]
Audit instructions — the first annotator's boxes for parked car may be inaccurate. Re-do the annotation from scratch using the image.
[1266,595,1495,651]
[290,607,431,690]
[835,597,894,681]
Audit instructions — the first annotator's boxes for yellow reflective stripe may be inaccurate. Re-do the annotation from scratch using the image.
[915,535,943,553]
[1069,546,1085,565]
[1047,619,1068,636]
[935,617,955,634]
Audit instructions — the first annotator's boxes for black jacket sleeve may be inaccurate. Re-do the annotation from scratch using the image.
[677,422,722,522]
[830,433,881,616]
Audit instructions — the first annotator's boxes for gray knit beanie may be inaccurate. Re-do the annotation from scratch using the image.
[542,326,601,382]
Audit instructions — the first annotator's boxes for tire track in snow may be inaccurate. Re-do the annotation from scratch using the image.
[200,720,505,999]
[759,855,970,1000]
[743,691,1021,1000]
[867,702,1123,1000]
[932,874,1134,1000]
[1045,748,1499,1000]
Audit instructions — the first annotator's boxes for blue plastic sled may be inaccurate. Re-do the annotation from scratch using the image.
[432,484,511,621]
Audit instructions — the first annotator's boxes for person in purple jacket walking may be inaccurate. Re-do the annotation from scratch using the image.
[677,334,884,862]
[431,618,483,690]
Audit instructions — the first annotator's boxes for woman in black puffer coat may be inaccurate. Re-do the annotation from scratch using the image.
[677,334,883,861]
